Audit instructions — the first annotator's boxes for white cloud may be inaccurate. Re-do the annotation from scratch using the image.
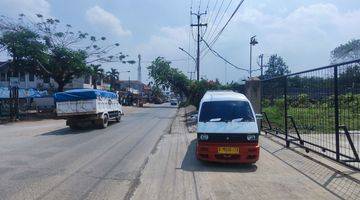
[132,3,360,83]
[85,5,131,37]
[0,0,50,17]
[136,26,189,60]
[229,3,360,70]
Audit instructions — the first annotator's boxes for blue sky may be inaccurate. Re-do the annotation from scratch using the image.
[0,0,359,83]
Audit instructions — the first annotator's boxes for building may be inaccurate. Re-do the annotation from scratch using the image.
[0,61,109,91]
[114,80,148,94]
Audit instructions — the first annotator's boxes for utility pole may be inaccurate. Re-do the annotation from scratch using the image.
[259,54,264,78]
[187,71,195,81]
[191,11,207,81]
[137,54,141,83]
[224,61,227,84]
[249,35,258,78]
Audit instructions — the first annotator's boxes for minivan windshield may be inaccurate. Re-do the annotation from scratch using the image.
[199,101,255,122]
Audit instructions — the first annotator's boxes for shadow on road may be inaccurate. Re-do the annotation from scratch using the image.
[142,105,178,109]
[39,122,118,136]
[180,139,258,173]
[39,127,90,136]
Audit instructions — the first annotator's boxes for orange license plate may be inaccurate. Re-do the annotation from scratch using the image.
[217,147,239,154]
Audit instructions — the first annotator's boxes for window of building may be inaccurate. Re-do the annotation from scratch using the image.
[29,73,35,82]
[0,73,5,81]
[20,72,25,82]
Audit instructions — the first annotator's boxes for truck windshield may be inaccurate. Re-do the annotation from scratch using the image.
[199,101,255,122]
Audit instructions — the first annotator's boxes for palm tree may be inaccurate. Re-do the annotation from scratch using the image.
[89,64,105,89]
[106,68,119,90]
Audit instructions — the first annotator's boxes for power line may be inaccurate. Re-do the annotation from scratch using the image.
[203,0,233,53]
[141,58,190,63]
[202,0,245,58]
[201,0,212,35]
[203,0,224,47]
[202,38,248,72]
[203,0,219,40]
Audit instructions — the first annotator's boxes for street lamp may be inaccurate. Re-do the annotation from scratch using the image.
[119,70,130,91]
[178,47,196,63]
[178,47,197,81]
[249,35,258,78]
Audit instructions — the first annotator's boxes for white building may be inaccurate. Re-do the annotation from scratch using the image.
[0,61,110,91]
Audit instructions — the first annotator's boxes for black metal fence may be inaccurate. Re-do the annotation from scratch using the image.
[261,59,360,170]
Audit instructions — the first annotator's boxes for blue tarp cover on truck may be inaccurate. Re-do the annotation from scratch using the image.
[54,89,118,102]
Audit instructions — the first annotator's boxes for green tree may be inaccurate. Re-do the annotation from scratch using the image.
[264,54,290,79]
[89,64,105,89]
[147,57,190,97]
[0,14,136,91]
[0,27,46,74]
[331,39,360,63]
[106,68,119,90]
[42,47,87,92]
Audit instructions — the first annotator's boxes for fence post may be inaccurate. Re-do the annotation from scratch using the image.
[284,76,289,147]
[245,77,261,128]
[334,66,340,161]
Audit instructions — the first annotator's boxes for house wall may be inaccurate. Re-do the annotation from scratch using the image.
[0,70,108,91]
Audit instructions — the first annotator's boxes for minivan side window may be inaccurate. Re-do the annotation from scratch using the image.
[199,101,254,122]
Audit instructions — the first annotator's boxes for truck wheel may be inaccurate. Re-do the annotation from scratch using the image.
[69,123,80,130]
[100,114,109,128]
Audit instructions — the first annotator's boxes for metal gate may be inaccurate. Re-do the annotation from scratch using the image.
[261,59,360,170]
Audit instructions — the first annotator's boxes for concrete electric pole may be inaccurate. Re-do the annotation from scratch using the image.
[249,35,258,78]
[191,11,207,81]
[187,71,195,81]
[259,54,264,78]
[137,54,142,83]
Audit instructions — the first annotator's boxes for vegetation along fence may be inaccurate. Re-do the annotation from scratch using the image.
[261,59,360,170]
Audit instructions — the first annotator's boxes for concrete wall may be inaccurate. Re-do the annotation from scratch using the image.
[245,77,261,114]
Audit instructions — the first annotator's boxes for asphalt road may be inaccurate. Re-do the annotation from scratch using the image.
[0,104,177,200]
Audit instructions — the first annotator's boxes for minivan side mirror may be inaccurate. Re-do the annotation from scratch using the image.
[255,114,263,120]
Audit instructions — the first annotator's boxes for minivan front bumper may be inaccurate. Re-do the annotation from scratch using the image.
[196,141,260,163]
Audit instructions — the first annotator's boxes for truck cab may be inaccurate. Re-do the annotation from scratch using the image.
[196,91,260,163]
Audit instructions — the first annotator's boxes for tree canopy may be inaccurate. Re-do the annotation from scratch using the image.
[331,39,360,63]
[147,57,190,97]
[263,54,290,79]
[0,27,46,73]
[106,68,120,91]
[0,13,136,91]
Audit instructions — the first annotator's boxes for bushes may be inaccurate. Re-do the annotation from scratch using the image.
[187,80,222,109]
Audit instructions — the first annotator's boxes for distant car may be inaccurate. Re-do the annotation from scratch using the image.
[170,99,178,106]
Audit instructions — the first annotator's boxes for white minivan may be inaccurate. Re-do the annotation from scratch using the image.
[196,90,260,163]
